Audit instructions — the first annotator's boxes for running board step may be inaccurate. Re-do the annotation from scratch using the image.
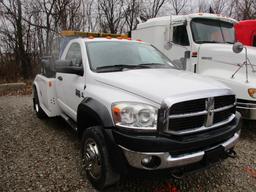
[61,114,78,132]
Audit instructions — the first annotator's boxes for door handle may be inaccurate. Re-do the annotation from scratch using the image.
[57,76,63,81]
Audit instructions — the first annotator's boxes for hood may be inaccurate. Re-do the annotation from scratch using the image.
[198,44,256,84]
[93,68,230,104]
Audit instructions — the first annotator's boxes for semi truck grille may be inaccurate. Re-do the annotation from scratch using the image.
[167,95,236,135]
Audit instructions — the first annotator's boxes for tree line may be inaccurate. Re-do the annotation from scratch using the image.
[1,0,256,80]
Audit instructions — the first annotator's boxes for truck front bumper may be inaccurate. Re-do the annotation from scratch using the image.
[110,112,241,171]
[119,132,240,170]
[237,99,256,120]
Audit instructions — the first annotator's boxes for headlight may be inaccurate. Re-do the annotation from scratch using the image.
[248,88,256,98]
[112,102,158,130]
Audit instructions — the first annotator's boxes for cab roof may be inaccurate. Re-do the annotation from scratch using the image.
[136,13,237,29]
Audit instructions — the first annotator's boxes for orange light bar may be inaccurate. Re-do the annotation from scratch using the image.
[60,30,128,39]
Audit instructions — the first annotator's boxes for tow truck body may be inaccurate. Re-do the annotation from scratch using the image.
[33,31,241,189]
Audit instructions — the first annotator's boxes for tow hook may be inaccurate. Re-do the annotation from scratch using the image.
[227,149,237,158]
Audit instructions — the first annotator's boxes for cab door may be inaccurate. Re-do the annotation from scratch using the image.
[56,42,85,121]
[168,24,191,70]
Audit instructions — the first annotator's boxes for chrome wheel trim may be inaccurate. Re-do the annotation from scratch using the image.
[83,138,102,179]
[35,103,39,112]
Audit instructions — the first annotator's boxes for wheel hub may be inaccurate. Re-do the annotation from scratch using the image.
[83,139,102,179]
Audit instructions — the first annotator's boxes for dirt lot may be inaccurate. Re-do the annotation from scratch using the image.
[0,95,255,192]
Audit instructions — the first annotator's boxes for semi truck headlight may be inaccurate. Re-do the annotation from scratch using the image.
[112,102,158,130]
[248,88,256,98]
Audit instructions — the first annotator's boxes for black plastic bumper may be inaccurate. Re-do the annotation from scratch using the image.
[102,112,241,173]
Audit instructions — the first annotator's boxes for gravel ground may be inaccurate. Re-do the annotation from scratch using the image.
[0,95,255,192]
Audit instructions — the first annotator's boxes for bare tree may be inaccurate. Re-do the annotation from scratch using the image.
[0,0,31,79]
[124,0,141,32]
[141,0,167,19]
[169,0,188,15]
[211,0,226,14]
[97,0,125,33]
[233,0,256,20]
[198,0,209,12]
[54,0,83,31]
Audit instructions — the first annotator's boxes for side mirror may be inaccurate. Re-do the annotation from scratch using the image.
[232,42,244,53]
[55,60,84,76]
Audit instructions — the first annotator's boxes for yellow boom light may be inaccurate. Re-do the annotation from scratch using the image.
[60,30,128,39]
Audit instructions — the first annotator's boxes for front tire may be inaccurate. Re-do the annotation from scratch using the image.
[81,126,120,190]
[33,88,46,119]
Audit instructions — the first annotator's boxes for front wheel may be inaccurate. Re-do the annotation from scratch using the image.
[81,126,120,190]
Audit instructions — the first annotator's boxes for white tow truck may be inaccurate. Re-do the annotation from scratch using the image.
[33,31,241,189]
[132,13,256,120]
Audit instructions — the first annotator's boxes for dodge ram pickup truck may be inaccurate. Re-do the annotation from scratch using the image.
[33,31,241,190]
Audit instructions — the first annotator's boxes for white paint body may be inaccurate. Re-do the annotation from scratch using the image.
[132,13,256,119]
[33,38,232,122]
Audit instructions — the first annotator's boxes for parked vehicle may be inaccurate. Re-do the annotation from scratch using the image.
[33,31,241,190]
[235,20,256,47]
[132,13,256,120]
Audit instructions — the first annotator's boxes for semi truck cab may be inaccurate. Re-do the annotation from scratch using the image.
[132,13,256,120]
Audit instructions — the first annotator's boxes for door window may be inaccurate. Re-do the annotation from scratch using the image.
[65,43,83,67]
[173,25,190,46]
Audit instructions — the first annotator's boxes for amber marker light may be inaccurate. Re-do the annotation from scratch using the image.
[248,88,256,98]
[112,106,121,122]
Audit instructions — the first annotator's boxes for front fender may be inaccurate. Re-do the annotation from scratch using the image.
[77,98,114,134]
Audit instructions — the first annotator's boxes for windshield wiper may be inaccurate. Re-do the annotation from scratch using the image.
[138,63,173,68]
[95,64,150,72]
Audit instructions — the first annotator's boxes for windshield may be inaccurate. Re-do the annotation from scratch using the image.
[86,41,176,72]
[191,18,235,44]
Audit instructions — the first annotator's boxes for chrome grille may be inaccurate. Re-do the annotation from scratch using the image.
[167,95,236,135]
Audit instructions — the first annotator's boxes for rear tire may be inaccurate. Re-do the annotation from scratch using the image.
[33,89,46,119]
[81,126,120,190]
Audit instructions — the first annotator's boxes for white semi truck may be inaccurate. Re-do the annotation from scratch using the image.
[132,13,256,120]
[33,31,241,189]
